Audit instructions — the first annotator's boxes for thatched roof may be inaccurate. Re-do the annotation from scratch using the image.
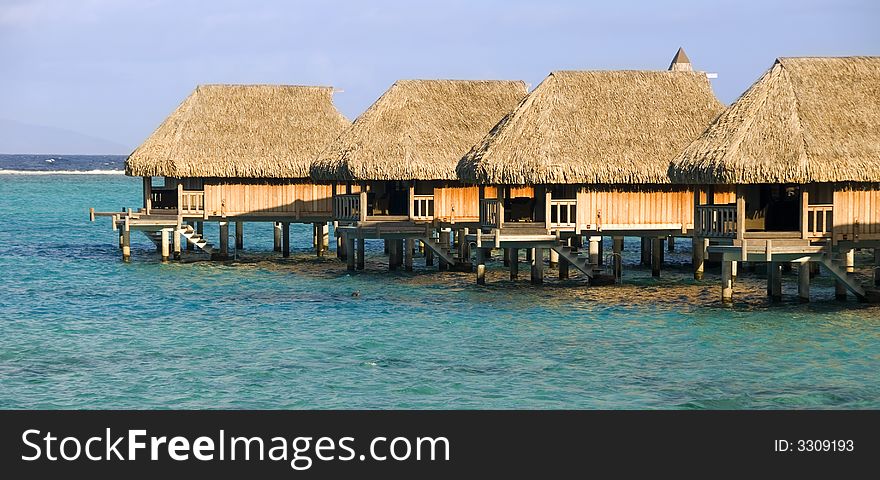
[670,57,880,184]
[310,80,527,181]
[126,85,349,178]
[457,70,724,185]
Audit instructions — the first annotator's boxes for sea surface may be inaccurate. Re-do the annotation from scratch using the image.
[1,154,879,409]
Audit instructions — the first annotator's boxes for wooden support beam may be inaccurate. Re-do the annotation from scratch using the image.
[721,260,733,303]
[531,248,544,285]
[693,236,707,280]
[735,186,746,240]
[357,238,365,270]
[640,237,651,266]
[389,239,402,271]
[219,220,229,260]
[503,247,510,267]
[186,222,194,251]
[425,241,434,266]
[404,238,414,272]
[845,249,855,274]
[836,250,852,300]
[667,236,675,252]
[172,226,181,260]
[559,242,570,280]
[122,219,131,262]
[476,247,486,285]
[731,261,737,281]
[337,234,346,260]
[438,230,450,271]
[314,223,326,257]
[235,221,244,250]
[346,236,356,271]
[281,222,290,258]
[612,236,623,282]
[548,248,559,268]
[798,262,811,303]
[768,262,782,301]
[651,237,662,278]
[161,228,170,261]
[510,248,519,280]
[597,237,604,266]
[589,236,601,267]
[273,222,282,252]
[875,248,880,287]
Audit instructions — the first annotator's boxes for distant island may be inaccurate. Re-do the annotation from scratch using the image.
[0,118,129,155]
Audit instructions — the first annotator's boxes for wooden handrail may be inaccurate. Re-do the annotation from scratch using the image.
[548,198,577,230]
[411,194,434,220]
[334,193,360,221]
[805,204,833,238]
[695,204,737,237]
[179,190,205,216]
[480,198,502,229]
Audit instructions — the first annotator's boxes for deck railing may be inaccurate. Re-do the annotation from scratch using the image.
[179,190,205,215]
[548,199,577,230]
[480,198,502,229]
[411,195,434,220]
[334,194,361,221]
[696,204,737,237]
[806,204,833,238]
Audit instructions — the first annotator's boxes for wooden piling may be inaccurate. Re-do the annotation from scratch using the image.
[731,261,737,281]
[389,239,403,271]
[667,236,675,252]
[235,221,244,250]
[597,237,604,266]
[161,228,170,261]
[314,223,325,257]
[404,238,414,272]
[357,238,365,270]
[476,247,486,285]
[768,262,782,301]
[273,222,282,252]
[438,230,450,271]
[531,248,544,285]
[612,236,623,282]
[219,221,229,260]
[337,234,346,260]
[503,247,511,267]
[693,237,707,280]
[845,248,855,274]
[798,262,810,302]
[640,237,651,266]
[875,248,880,287]
[589,236,601,267]
[172,226,181,260]
[549,248,559,268]
[835,250,852,300]
[721,260,733,303]
[186,222,194,251]
[510,248,519,280]
[346,236,355,271]
[425,240,434,267]
[651,237,662,278]
[122,219,131,262]
[281,222,290,258]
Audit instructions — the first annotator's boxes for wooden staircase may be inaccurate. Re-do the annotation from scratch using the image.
[419,235,459,266]
[819,254,866,300]
[550,244,596,279]
[179,224,216,255]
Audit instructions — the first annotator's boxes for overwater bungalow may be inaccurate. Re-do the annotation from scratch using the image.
[669,56,880,303]
[91,84,350,260]
[456,50,724,285]
[310,79,528,271]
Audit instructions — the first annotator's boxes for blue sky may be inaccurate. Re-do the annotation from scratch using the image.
[1,0,877,153]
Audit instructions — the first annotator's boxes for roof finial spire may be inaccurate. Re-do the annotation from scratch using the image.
[669,47,693,72]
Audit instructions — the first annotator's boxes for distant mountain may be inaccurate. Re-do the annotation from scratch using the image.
[0,118,130,155]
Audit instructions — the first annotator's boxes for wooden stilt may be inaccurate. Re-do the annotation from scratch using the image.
[219,221,229,260]
[346,236,355,271]
[503,247,511,267]
[769,262,782,301]
[314,223,325,257]
[425,240,434,267]
[281,222,290,258]
[640,237,651,266]
[597,237,604,266]
[476,247,486,285]
[525,248,533,263]
[337,234,346,260]
[549,248,559,268]
[798,262,810,302]
[438,230,450,271]
[273,222,282,252]
[667,236,675,252]
[731,261,737,281]
[172,226,181,260]
[235,221,244,250]
[510,248,519,280]
[835,250,852,300]
[693,237,706,280]
[589,236,601,267]
[321,223,329,250]
[531,248,544,285]
[845,248,855,274]
[651,237,662,278]
[357,238,365,270]
[122,220,131,262]
[721,260,733,303]
[389,239,402,271]
[404,238,414,272]
[612,236,623,282]
[558,240,570,280]
[810,261,820,278]
[161,228,170,261]
[384,239,390,255]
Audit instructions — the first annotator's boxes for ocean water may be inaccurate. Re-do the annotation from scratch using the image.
[1,155,879,409]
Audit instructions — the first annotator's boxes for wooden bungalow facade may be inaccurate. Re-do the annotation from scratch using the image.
[310,79,528,271]
[670,56,880,303]
[91,84,350,261]
[457,50,724,285]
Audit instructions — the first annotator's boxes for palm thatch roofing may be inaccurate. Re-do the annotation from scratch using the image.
[310,80,528,182]
[457,70,724,185]
[125,85,349,178]
[670,57,880,184]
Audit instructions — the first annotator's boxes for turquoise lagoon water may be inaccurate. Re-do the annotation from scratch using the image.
[1,173,879,409]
